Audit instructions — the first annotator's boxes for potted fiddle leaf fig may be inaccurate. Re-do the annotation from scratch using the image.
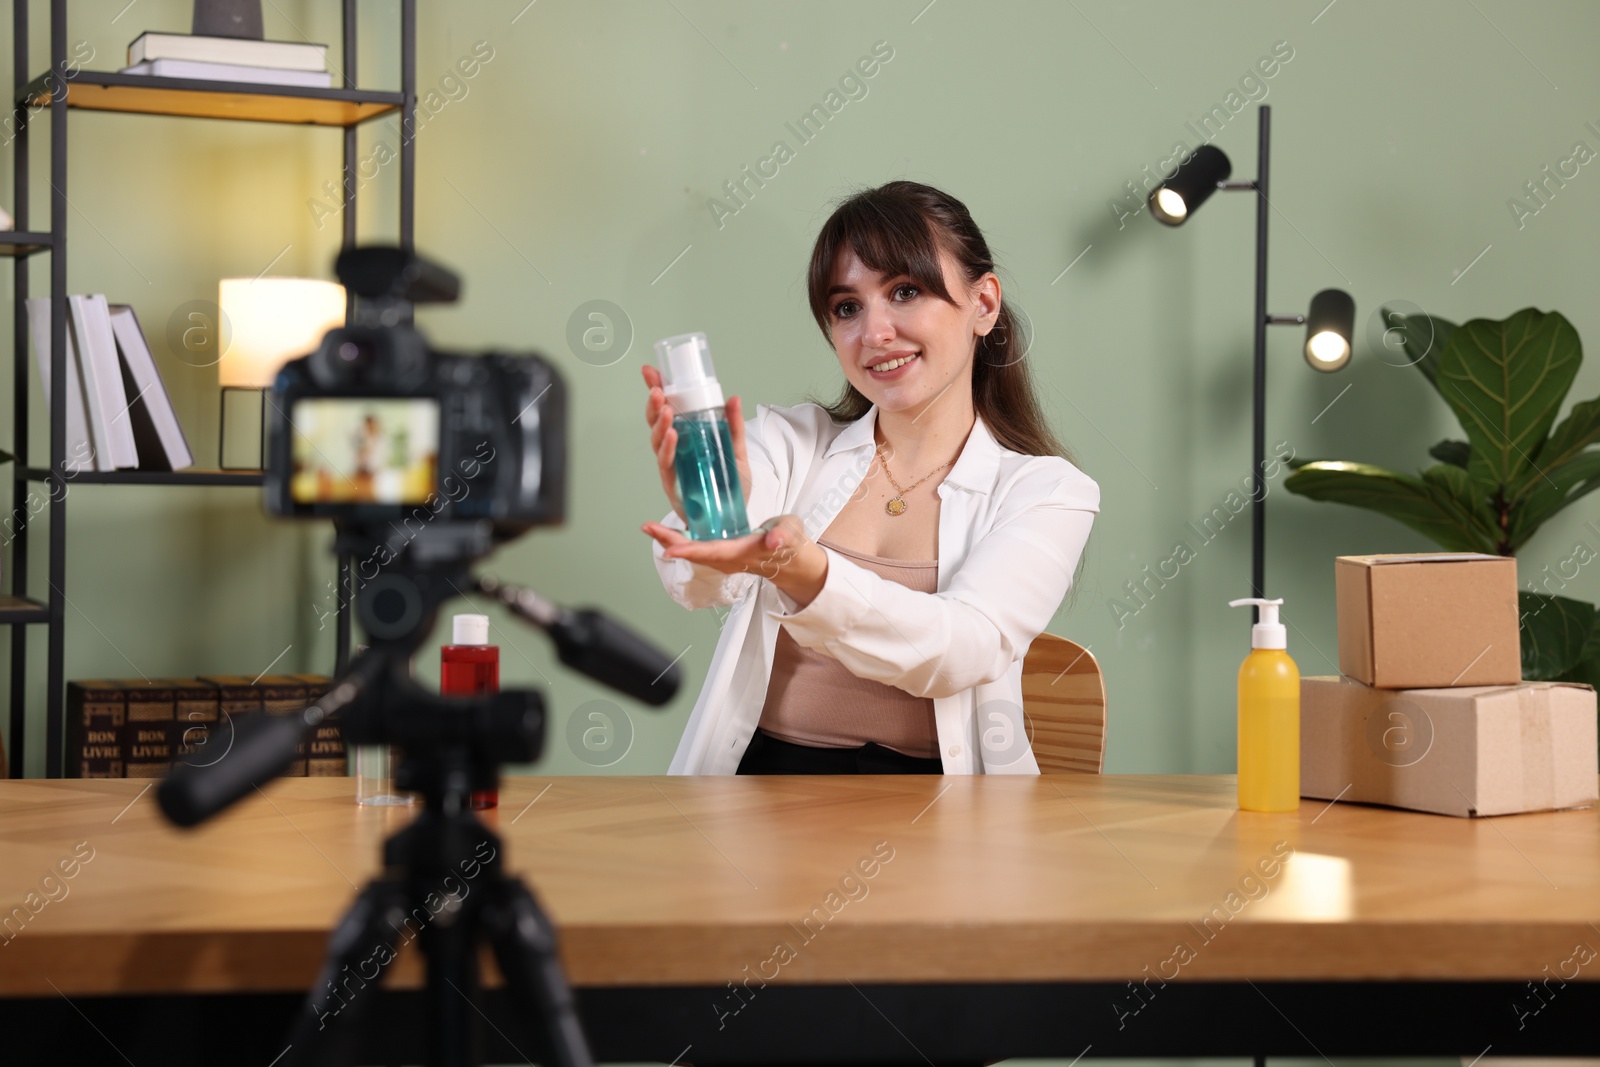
[1284,306,1600,688]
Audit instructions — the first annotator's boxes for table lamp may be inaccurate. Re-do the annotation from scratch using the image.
[218,276,345,469]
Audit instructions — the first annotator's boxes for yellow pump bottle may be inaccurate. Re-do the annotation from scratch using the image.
[1228,597,1300,812]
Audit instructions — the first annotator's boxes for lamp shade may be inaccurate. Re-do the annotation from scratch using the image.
[217,277,346,388]
[1149,144,1232,225]
[1303,288,1356,372]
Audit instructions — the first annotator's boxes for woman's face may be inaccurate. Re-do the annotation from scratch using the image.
[824,246,998,419]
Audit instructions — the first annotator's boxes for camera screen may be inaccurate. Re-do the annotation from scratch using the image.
[289,398,440,505]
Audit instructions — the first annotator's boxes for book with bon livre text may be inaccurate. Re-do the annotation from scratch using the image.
[293,674,345,777]
[118,679,176,778]
[170,678,220,761]
[66,675,340,779]
[255,675,312,776]
[66,681,126,778]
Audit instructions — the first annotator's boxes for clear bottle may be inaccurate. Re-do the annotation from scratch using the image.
[440,613,500,810]
[1228,597,1300,812]
[355,643,415,807]
[653,331,749,541]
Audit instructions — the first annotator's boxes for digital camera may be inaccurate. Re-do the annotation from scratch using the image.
[262,246,566,540]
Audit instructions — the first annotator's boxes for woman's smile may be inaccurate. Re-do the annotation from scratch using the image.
[867,351,920,377]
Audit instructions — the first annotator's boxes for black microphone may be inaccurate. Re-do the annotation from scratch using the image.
[478,577,681,706]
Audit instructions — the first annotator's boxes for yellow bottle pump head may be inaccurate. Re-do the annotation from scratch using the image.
[1228,597,1286,650]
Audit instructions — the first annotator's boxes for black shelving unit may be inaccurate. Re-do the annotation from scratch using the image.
[6,0,417,778]
[22,466,269,486]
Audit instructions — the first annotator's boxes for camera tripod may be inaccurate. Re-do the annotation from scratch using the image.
[280,648,591,1067]
[159,523,682,1067]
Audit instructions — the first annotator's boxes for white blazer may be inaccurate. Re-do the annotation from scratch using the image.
[651,400,1100,775]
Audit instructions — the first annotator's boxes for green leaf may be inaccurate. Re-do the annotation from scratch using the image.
[1435,308,1581,493]
[1506,450,1600,549]
[1379,307,1456,391]
[1283,461,1497,552]
[1428,439,1470,468]
[1419,463,1501,546]
[1554,615,1600,690]
[1519,592,1597,681]
[1522,396,1600,495]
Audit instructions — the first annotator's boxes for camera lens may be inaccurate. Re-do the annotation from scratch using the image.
[338,339,374,366]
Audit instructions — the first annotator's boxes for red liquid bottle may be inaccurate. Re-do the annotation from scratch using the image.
[440,613,499,809]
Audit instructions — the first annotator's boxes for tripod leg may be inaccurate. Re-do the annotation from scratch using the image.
[482,876,596,1067]
[280,878,411,1067]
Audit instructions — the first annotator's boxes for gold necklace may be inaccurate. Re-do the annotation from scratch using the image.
[876,443,954,516]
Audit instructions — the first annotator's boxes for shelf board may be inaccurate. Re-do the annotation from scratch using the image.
[0,231,53,257]
[21,71,403,127]
[26,467,264,486]
[0,595,49,624]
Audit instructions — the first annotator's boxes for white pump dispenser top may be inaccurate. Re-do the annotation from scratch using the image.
[653,331,726,416]
[1227,597,1287,650]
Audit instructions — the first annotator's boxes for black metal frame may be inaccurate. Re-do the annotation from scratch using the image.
[3,980,1597,1063]
[1212,105,1326,607]
[18,68,406,117]
[4,0,417,778]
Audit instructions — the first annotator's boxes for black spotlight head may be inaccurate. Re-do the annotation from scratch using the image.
[1304,288,1356,371]
[1149,144,1232,225]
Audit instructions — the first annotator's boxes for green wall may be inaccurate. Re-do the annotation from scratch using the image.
[4,0,1599,782]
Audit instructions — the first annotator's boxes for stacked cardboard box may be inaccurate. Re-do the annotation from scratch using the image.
[1301,553,1598,817]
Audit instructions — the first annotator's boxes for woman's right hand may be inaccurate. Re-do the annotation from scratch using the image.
[643,365,752,526]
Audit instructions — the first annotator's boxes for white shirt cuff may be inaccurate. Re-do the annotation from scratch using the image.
[763,547,873,644]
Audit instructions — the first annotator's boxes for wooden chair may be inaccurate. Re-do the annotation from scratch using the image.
[1020,632,1106,773]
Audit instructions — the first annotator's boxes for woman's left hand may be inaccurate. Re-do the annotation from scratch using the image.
[642,514,828,607]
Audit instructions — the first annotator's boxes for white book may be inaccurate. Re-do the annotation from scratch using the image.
[108,304,194,471]
[128,32,328,72]
[68,294,139,470]
[25,297,97,473]
[120,58,334,89]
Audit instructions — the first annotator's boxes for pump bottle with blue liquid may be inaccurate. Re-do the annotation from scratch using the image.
[654,331,750,541]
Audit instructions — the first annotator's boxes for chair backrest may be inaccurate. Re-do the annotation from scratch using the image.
[1020,632,1106,773]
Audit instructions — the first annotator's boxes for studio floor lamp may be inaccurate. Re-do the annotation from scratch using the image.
[1148,104,1355,604]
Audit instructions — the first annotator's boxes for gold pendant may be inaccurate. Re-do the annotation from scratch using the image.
[885,497,907,516]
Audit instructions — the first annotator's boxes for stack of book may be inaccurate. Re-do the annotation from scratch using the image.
[27,296,193,472]
[66,674,345,779]
[120,31,332,89]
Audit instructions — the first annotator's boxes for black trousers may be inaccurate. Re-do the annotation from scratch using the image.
[736,727,945,774]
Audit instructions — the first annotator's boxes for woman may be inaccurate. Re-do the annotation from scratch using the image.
[641,180,1099,775]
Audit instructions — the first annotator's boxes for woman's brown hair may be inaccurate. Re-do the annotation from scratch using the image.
[803,180,1080,468]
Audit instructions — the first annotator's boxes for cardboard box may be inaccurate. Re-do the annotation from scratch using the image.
[1301,675,1598,817]
[1336,553,1522,688]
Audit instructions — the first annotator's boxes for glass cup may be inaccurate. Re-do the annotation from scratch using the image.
[355,744,415,806]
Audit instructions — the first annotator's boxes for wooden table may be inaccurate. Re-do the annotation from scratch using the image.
[2,775,1597,1064]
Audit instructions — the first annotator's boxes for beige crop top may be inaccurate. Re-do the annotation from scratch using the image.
[755,536,939,758]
